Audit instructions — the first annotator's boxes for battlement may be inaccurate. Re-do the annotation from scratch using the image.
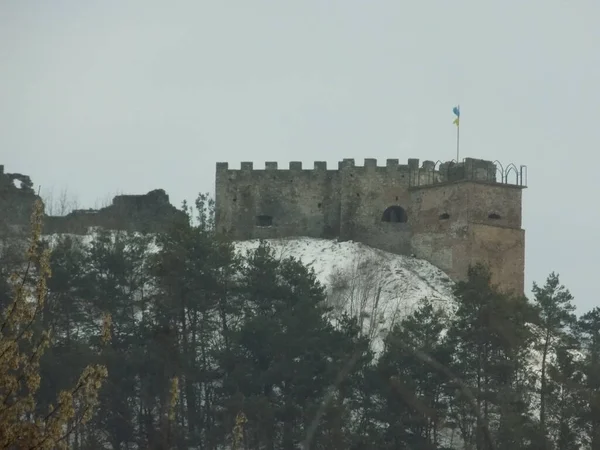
[216,157,527,188]
[216,161,331,171]
[217,157,425,171]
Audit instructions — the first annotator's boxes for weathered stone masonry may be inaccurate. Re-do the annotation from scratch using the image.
[215,157,528,294]
[0,164,186,236]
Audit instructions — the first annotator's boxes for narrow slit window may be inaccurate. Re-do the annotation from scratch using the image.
[256,215,273,227]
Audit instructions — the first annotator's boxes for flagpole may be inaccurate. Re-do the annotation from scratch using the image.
[456,104,460,162]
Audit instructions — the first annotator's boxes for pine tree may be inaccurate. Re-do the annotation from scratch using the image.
[532,272,577,440]
[82,229,155,448]
[447,263,538,450]
[375,297,452,449]
[43,235,89,346]
[545,343,584,450]
[577,307,600,449]
[149,194,239,448]
[37,234,98,449]
[221,241,364,450]
[319,313,374,450]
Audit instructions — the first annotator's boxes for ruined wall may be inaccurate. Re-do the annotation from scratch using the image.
[0,165,38,235]
[44,189,187,235]
[1,165,185,236]
[215,161,341,240]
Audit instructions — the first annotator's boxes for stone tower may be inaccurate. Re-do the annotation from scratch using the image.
[215,157,527,294]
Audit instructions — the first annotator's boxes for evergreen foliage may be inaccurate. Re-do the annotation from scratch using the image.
[1,194,598,449]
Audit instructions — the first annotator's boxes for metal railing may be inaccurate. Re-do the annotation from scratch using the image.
[409,159,528,188]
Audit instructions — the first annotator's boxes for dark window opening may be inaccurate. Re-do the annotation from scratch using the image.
[488,213,501,220]
[439,213,450,220]
[317,202,322,208]
[233,197,237,202]
[382,206,408,223]
[256,215,273,227]
[356,193,360,197]
[395,196,399,201]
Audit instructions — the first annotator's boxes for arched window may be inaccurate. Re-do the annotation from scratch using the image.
[382,206,408,223]
[488,213,501,220]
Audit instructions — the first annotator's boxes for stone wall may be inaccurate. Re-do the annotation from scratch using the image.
[43,189,187,235]
[215,157,527,294]
[409,181,525,294]
[215,161,341,240]
[0,165,186,236]
[0,165,39,235]
[338,158,415,254]
[467,223,525,294]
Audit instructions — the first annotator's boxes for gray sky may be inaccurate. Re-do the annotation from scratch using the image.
[2,0,599,312]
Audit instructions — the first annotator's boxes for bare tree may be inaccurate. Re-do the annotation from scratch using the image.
[41,186,80,216]
[326,253,389,345]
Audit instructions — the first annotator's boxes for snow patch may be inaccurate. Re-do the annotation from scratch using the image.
[44,233,459,353]
[234,237,458,353]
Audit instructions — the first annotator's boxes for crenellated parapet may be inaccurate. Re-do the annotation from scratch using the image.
[216,157,527,188]
[217,157,427,171]
[216,161,334,171]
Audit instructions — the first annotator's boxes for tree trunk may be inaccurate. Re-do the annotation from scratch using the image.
[180,301,198,437]
[540,328,551,433]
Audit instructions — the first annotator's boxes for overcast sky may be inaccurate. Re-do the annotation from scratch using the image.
[1,0,599,312]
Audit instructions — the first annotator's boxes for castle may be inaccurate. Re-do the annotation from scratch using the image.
[215,157,527,294]
[1,158,528,295]
[0,165,186,236]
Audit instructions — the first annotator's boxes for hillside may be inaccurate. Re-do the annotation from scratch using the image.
[46,233,459,353]
[234,237,458,352]
[25,230,596,449]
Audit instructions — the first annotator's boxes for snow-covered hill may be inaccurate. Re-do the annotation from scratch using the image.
[45,233,459,352]
[43,232,581,446]
[234,237,458,352]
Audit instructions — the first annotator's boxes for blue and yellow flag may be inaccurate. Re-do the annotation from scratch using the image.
[453,105,460,127]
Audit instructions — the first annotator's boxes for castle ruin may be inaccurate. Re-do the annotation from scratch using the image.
[1,158,528,295]
[0,164,186,236]
[215,157,527,294]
